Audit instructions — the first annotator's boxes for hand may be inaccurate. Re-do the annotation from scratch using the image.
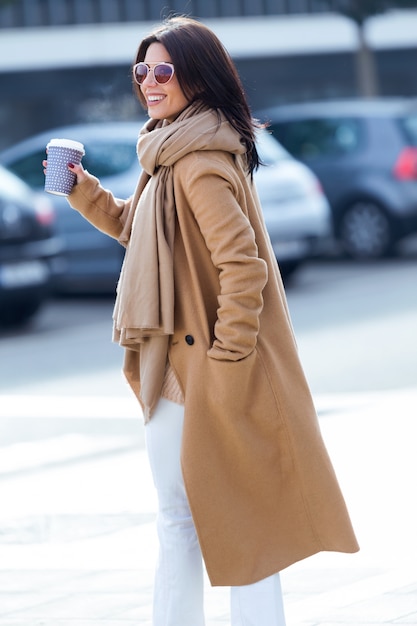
[42,158,87,184]
[67,161,87,183]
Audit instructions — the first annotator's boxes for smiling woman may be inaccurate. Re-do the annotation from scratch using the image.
[135,43,190,123]
[44,15,358,626]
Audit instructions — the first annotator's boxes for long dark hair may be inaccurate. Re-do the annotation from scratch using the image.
[133,16,262,175]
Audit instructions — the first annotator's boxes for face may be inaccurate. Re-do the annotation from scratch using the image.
[140,42,189,123]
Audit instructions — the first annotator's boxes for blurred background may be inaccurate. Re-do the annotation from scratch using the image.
[1,0,417,146]
[0,0,416,379]
[0,4,417,623]
[0,0,416,372]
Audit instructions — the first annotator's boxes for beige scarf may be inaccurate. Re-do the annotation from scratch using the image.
[112,103,246,417]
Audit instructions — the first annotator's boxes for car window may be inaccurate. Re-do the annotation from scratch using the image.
[82,142,137,178]
[7,149,46,188]
[5,141,138,189]
[272,117,361,159]
[400,114,417,146]
[256,130,289,165]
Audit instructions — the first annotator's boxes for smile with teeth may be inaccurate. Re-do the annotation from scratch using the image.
[148,95,165,102]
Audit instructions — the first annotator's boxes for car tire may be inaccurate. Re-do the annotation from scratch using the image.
[338,200,394,259]
[0,297,43,328]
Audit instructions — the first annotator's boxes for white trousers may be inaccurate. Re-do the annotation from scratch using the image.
[145,397,287,626]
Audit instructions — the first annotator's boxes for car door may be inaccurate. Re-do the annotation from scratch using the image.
[269,116,364,213]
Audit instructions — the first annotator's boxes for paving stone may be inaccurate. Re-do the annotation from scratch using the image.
[6,591,143,620]
[311,592,417,623]
[0,388,416,625]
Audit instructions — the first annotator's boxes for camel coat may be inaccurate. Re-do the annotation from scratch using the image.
[68,145,359,586]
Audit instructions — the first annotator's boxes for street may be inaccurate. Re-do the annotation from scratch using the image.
[0,256,416,624]
[0,257,416,397]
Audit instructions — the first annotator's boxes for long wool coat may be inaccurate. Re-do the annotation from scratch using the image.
[68,143,359,586]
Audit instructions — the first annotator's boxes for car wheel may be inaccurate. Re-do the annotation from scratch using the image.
[0,297,43,328]
[339,201,394,259]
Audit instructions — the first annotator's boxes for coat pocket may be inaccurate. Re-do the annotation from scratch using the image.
[205,347,283,432]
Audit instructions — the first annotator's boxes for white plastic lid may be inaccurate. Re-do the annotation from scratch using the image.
[46,138,85,153]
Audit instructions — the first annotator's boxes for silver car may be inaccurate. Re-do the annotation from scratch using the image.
[0,122,331,291]
[255,129,331,277]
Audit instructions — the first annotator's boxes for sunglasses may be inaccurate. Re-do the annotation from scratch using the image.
[133,62,175,85]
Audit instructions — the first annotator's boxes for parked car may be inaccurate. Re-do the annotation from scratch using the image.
[0,122,331,288]
[0,124,139,294]
[0,165,62,327]
[254,129,331,278]
[257,98,417,259]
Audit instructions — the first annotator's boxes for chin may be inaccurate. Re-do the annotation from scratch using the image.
[148,112,163,120]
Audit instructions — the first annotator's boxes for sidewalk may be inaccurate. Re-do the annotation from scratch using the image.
[0,388,416,625]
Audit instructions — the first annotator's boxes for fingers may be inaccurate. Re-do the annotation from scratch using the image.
[42,158,87,184]
[67,161,87,183]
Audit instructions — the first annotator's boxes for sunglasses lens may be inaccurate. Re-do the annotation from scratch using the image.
[154,64,173,84]
[134,63,148,84]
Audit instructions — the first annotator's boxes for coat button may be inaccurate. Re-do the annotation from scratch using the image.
[185,334,194,346]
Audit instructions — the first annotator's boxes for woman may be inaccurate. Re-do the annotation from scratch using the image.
[45,16,359,626]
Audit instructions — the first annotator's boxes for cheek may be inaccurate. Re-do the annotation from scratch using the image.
[171,78,189,101]
[173,87,190,108]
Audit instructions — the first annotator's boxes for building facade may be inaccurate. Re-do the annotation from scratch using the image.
[1,0,417,148]
[0,0,341,28]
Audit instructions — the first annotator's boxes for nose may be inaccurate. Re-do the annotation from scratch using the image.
[142,67,157,86]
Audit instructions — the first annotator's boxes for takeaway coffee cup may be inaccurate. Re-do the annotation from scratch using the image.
[45,138,85,196]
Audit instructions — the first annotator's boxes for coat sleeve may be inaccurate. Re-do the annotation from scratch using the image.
[175,152,268,361]
[67,171,132,241]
